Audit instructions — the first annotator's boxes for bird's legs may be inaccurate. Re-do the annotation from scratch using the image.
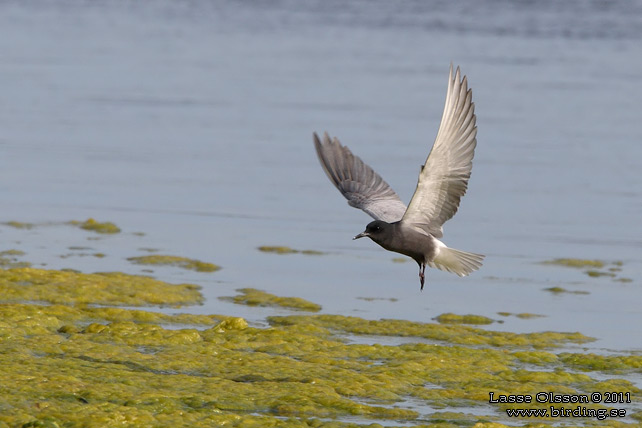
[419,263,426,290]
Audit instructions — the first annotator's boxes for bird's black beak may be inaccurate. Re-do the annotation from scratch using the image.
[353,231,368,240]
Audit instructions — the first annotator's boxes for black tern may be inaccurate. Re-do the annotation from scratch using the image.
[314,65,484,290]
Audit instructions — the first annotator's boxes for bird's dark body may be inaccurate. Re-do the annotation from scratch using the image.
[360,220,437,266]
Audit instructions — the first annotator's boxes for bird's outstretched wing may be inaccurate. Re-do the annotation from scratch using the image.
[314,132,407,223]
[401,65,478,238]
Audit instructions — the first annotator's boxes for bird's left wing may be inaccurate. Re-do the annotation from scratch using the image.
[314,132,407,223]
[401,65,478,238]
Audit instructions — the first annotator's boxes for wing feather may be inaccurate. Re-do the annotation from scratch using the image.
[314,132,407,223]
[401,65,478,238]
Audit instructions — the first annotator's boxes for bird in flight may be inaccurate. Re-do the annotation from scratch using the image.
[314,64,484,290]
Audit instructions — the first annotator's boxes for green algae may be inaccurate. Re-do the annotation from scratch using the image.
[3,220,35,229]
[558,352,642,372]
[434,313,494,325]
[391,257,409,263]
[543,286,590,295]
[586,270,616,278]
[258,246,325,255]
[512,350,559,365]
[137,247,160,253]
[0,249,31,268]
[515,313,545,319]
[0,267,203,307]
[268,315,593,349]
[2,227,641,427]
[71,218,121,234]
[4,219,120,234]
[543,286,566,294]
[1,249,26,256]
[301,250,325,255]
[64,246,106,259]
[258,245,298,254]
[0,303,232,332]
[2,300,639,427]
[221,288,322,312]
[59,251,107,260]
[497,312,546,319]
[542,258,605,268]
[127,255,221,273]
[542,258,634,282]
[0,304,418,427]
[356,297,398,302]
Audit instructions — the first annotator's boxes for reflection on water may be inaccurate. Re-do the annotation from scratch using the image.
[1,0,641,355]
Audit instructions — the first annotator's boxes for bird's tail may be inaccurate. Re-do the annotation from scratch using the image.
[429,246,484,277]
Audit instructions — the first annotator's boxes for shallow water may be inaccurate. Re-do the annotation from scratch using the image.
[1,0,641,360]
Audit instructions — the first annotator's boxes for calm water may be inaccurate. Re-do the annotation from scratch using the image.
[1,0,641,358]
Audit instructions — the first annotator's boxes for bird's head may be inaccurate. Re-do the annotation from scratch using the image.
[353,220,390,243]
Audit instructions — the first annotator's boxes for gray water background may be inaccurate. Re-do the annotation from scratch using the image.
[1,1,641,353]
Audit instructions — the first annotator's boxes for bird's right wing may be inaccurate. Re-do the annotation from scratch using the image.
[314,132,407,223]
[401,65,478,238]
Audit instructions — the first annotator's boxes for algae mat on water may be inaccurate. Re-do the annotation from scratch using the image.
[71,218,121,234]
[0,267,203,307]
[127,255,221,273]
[220,288,322,312]
[1,261,641,426]
[541,258,632,283]
[2,291,642,426]
[1,302,640,427]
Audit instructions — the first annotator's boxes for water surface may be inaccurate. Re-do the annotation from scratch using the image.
[1,1,641,354]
